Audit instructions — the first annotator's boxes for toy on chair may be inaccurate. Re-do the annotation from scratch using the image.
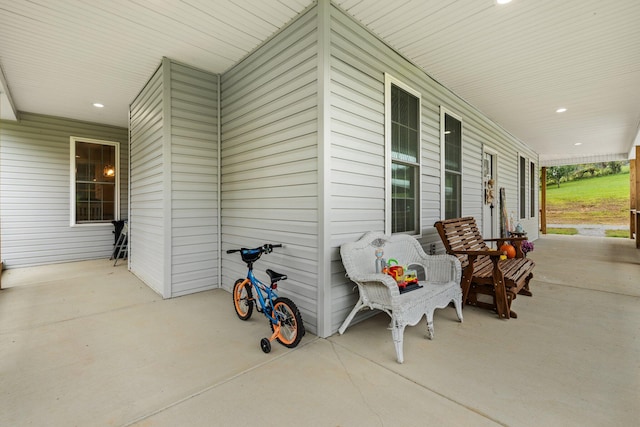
[384,258,421,291]
[385,258,403,281]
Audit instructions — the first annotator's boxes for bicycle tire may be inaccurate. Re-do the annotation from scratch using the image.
[232,279,253,320]
[260,337,271,353]
[270,297,305,348]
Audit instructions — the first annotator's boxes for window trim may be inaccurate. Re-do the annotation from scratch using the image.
[70,136,120,227]
[440,107,463,219]
[384,73,422,236]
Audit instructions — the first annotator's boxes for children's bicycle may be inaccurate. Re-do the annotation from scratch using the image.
[227,244,305,353]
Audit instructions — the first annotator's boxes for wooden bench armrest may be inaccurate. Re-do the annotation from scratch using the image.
[484,236,528,242]
[483,237,527,257]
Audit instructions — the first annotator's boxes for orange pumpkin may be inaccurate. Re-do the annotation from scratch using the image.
[500,243,516,259]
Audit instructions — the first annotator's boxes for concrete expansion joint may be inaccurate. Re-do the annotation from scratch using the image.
[328,339,385,426]
[328,339,508,427]
[123,336,321,427]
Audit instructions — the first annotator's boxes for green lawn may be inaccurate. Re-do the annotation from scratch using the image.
[546,227,578,235]
[545,172,629,225]
[605,229,630,238]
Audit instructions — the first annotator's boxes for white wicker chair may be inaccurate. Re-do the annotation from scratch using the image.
[339,231,463,363]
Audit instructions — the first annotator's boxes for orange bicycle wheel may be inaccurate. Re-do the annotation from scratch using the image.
[233,279,253,320]
[270,297,304,348]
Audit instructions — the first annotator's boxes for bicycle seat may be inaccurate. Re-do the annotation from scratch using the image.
[266,269,287,282]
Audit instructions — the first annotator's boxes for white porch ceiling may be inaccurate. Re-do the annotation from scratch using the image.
[1,0,639,165]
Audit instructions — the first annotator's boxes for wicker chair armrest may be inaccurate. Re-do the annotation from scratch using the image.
[352,273,398,287]
[410,254,462,284]
[349,273,400,297]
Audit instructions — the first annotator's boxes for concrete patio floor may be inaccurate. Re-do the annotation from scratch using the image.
[1,234,639,426]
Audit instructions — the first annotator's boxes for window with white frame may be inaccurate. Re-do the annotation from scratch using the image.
[530,161,536,218]
[385,74,421,235]
[442,110,462,219]
[70,137,119,225]
[519,155,527,219]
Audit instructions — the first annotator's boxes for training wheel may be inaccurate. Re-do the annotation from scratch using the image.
[260,338,271,353]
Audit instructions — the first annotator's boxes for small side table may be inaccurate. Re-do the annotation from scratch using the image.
[508,231,528,257]
[508,231,527,239]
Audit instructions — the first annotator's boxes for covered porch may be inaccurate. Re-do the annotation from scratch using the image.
[1,233,638,426]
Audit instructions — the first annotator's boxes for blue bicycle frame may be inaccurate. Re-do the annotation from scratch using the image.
[245,268,279,325]
[229,243,303,353]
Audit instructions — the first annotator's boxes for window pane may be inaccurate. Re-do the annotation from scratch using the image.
[75,142,91,181]
[443,113,462,219]
[444,114,462,172]
[407,95,418,129]
[392,163,417,233]
[530,162,536,218]
[520,156,526,218]
[398,90,408,124]
[75,140,116,223]
[101,201,115,221]
[389,81,420,235]
[445,172,461,219]
[391,85,399,121]
[391,85,419,163]
[76,182,90,222]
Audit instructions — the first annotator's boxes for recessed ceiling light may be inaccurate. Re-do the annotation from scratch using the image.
[556,108,567,113]
[93,103,104,108]
[497,0,512,4]
[574,142,582,146]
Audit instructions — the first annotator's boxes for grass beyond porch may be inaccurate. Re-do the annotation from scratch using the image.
[545,171,629,225]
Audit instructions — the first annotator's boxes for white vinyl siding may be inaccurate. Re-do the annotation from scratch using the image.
[0,113,128,268]
[328,3,538,334]
[130,59,219,298]
[169,61,219,297]
[329,7,386,334]
[220,7,319,333]
[129,64,165,294]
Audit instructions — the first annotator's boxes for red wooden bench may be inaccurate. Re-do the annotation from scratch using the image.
[434,217,535,319]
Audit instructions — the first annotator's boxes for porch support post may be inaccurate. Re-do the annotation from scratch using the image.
[540,166,547,234]
[631,147,640,248]
[631,156,636,240]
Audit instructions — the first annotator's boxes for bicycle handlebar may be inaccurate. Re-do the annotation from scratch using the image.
[226,244,282,254]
